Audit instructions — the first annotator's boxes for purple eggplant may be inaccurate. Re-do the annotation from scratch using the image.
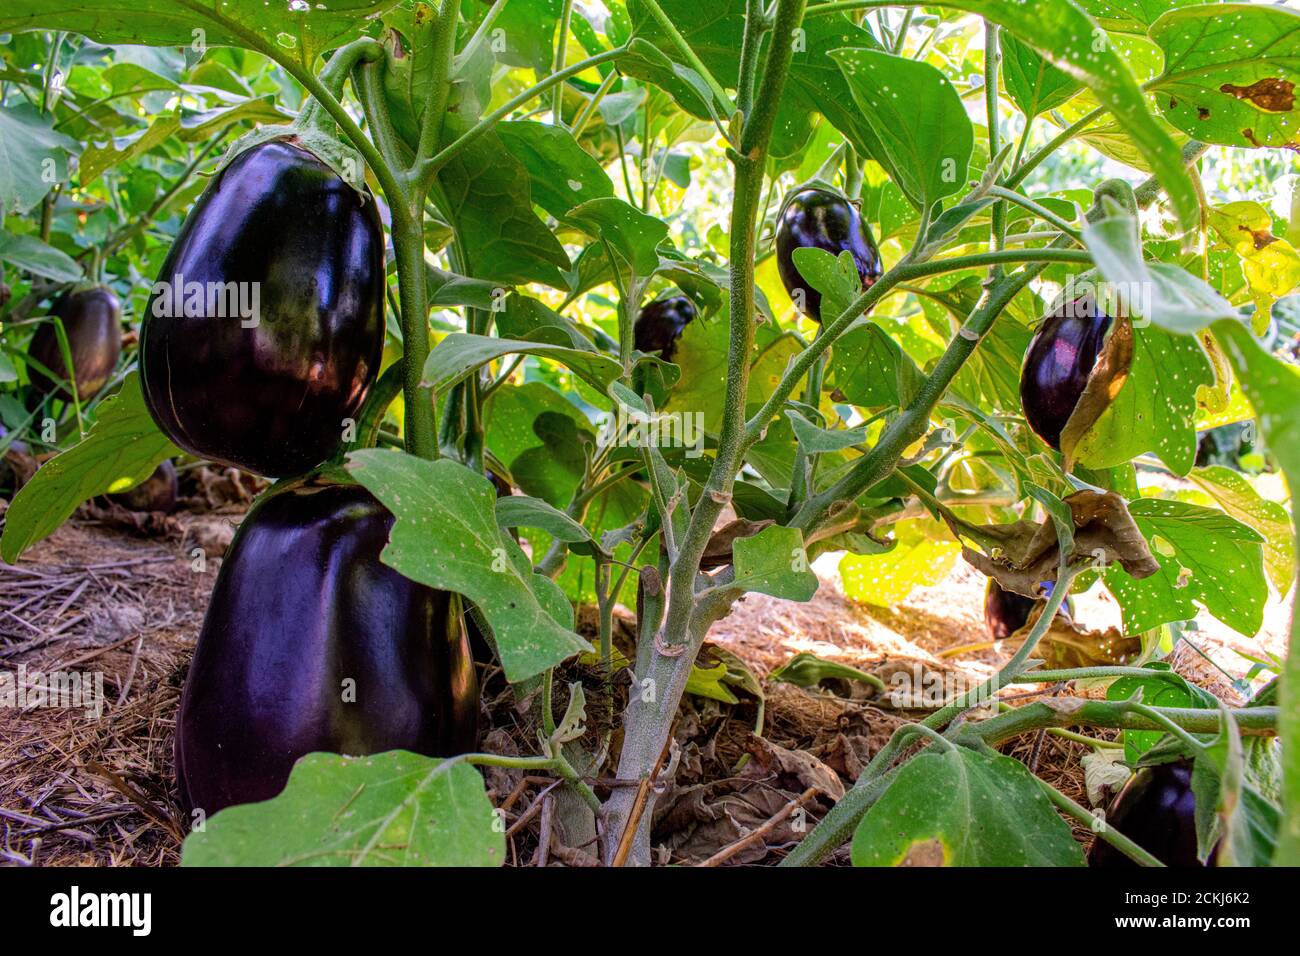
[175,480,478,815]
[1088,760,1217,867]
[1020,296,1124,451]
[141,140,385,478]
[633,295,698,362]
[28,286,121,401]
[775,187,883,323]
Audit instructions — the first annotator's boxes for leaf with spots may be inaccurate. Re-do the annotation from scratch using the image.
[348,449,591,684]
[852,747,1085,866]
[1149,3,1300,151]
[1072,324,1214,476]
[1189,465,1295,595]
[1104,497,1268,637]
[181,751,502,866]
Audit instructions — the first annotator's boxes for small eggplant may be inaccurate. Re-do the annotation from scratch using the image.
[28,286,122,401]
[633,295,697,363]
[775,187,883,323]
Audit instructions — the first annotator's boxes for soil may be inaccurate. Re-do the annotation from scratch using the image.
[0,501,1290,867]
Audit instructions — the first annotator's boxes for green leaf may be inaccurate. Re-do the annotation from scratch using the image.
[852,747,1085,866]
[495,495,594,546]
[347,450,592,683]
[438,120,570,289]
[0,230,83,283]
[947,0,1199,231]
[829,48,972,210]
[731,525,818,602]
[1104,498,1268,637]
[839,519,960,608]
[1083,213,1238,333]
[1107,663,1217,762]
[785,410,867,454]
[1149,3,1300,151]
[0,0,394,66]
[827,320,924,409]
[1000,32,1082,118]
[422,333,621,394]
[0,374,179,563]
[1072,324,1214,475]
[790,246,861,322]
[685,662,740,705]
[0,104,79,215]
[770,651,882,690]
[496,121,614,219]
[563,196,668,278]
[180,751,503,866]
[1189,465,1295,595]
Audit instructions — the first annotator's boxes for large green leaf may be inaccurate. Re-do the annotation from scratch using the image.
[347,450,591,683]
[0,374,180,563]
[0,0,397,66]
[563,196,668,278]
[0,231,82,283]
[1104,497,1268,637]
[830,49,972,210]
[852,747,1085,866]
[828,320,924,410]
[0,104,79,215]
[1189,465,1295,595]
[496,121,614,219]
[1149,4,1300,150]
[181,752,502,866]
[436,121,570,289]
[939,0,1199,230]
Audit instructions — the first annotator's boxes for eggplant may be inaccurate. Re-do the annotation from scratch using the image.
[28,286,122,401]
[175,480,478,815]
[1088,760,1217,867]
[983,579,1074,640]
[109,459,178,513]
[775,187,883,323]
[633,295,697,362]
[1020,296,1125,451]
[141,140,385,478]
[983,579,1039,640]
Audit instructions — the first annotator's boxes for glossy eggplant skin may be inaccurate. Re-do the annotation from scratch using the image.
[775,187,883,323]
[1020,297,1114,450]
[28,286,122,401]
[633,295,697,362]
[175,481,478,815]
[109,459,178,513]
[1088,760,1215,867]
[141,140,385,478]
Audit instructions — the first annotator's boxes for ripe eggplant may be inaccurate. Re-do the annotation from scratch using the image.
[1088,760,1216,867]
[141,140,385,478]
[775,187,883,323]
[175,480,478,815]
[633,295,697,362]
[1020,296,1128,451]
[109,459,178,513]
[983,579,1074,640]
[28,286,122,401]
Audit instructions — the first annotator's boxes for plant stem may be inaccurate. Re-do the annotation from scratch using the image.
[1004,105,1105,189]
[984,19,1005,274]
[600,0,808,867]
[1036,778,1164,867]
[985,185,1083,242]
[552,0,575,127]
[638,0,736,118]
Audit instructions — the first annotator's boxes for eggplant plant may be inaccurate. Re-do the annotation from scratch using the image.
[0,0,1297,869]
